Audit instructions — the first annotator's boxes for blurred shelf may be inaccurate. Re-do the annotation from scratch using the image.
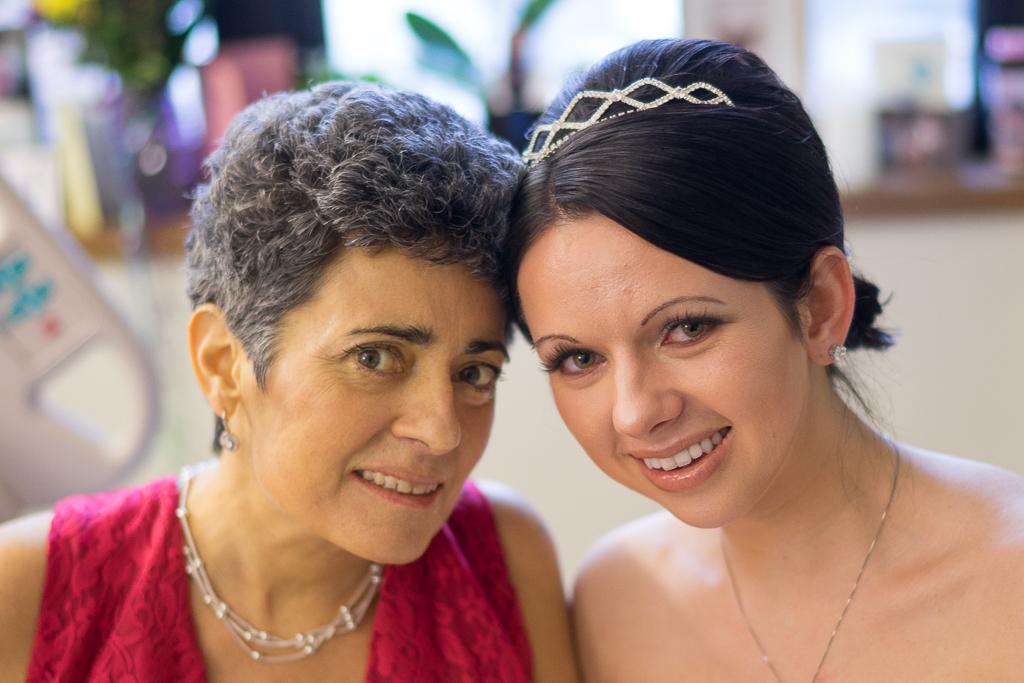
[842,163,1024,219]
[75,213,190,261]
[70,163,1024,260]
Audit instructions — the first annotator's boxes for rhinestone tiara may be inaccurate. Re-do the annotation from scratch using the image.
[522,77,735,166]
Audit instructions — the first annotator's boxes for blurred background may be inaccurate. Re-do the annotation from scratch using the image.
[1,0,1022,581]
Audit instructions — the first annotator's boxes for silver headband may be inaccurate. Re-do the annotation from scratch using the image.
[522,77,735,166]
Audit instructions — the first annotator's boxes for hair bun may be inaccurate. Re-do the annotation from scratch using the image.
[846,275,894,350]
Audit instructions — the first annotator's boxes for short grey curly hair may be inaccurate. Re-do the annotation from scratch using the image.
[186,80,522,388]
[185,82,521,452]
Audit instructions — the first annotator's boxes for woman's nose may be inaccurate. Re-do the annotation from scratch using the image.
[392,373,463,456]
[610,360,683,440]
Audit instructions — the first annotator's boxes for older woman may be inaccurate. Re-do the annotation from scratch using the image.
[507,39,1024,681]
[0,82,576,682]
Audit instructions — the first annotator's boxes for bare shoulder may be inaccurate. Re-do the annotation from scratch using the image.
[907,443,1024,490]
[575,509,717,600]
[0,510,52,618]
[475,480,568,600]
[475,480,578,683]
[904,444,1024,538]
[476,479,554,552]
[573,511,717,681]
[900,446,1024,629]
[0,510,53,680]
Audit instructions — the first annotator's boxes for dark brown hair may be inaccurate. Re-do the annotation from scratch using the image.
[506,38,892,356]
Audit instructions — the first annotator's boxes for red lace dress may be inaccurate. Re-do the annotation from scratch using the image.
[26,478,532,682]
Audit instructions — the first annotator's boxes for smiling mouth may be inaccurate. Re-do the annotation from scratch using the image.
[639,427,731,472]
[356,470,443,497]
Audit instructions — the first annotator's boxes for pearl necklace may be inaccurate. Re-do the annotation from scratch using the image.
[177,464,383,663]
[721,450,900,682]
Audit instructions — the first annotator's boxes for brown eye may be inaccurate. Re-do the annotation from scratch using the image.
[569,351,596,369]
[541,346,604,375]
[459,364,498,389]
[356,348,398,372]
[666,319,714,344]
[680,321,706,338]
[557,350,602,374]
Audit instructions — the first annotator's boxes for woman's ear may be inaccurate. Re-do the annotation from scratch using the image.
[188,304,244,416]
[801,246,855,365]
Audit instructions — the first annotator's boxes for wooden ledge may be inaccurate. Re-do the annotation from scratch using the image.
[842,163,1024,219]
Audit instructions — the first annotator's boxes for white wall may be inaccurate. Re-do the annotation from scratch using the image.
[842,211,1024,467]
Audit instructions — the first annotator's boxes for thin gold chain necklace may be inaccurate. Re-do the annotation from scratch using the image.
[721,451,901,682]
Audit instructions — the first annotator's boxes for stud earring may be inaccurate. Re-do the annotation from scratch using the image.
[218,411,238,451]
[828,344,848,363]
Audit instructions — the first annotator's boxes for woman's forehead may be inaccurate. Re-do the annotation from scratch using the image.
[286,248,506,342]
[521,216,722,295]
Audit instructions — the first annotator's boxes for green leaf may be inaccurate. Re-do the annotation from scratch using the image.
[404,11,478,88]
[517,0,560,34]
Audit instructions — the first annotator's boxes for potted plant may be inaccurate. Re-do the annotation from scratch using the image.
[405,0,561,150]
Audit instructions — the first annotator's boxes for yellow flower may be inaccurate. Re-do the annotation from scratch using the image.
[34,0,83,24]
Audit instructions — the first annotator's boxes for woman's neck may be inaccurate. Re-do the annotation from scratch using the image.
[182,455,374,633]
[720,389,900,584]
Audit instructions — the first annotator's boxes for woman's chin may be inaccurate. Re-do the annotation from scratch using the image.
[321,511,445,566]
[662,504,728,530]
[343,533,437,566]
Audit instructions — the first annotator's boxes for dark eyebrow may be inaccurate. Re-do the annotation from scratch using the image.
[531,334,579,349]
[531,296,725,346]
[346,326,506,359]
[466,340,509,360]
[640,296,726,327]
[347,325,434,345]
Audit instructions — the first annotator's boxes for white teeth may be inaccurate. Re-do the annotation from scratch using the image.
[360,470,388,486]
[658,455,677,470]
[641,428,729,471]
[359,471,440,496]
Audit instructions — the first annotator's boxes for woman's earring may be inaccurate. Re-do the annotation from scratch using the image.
[219,411,238,451]
[828,344,848,363]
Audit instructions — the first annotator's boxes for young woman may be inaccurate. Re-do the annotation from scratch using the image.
[0,82,577,682]
[507,38,1024,681]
